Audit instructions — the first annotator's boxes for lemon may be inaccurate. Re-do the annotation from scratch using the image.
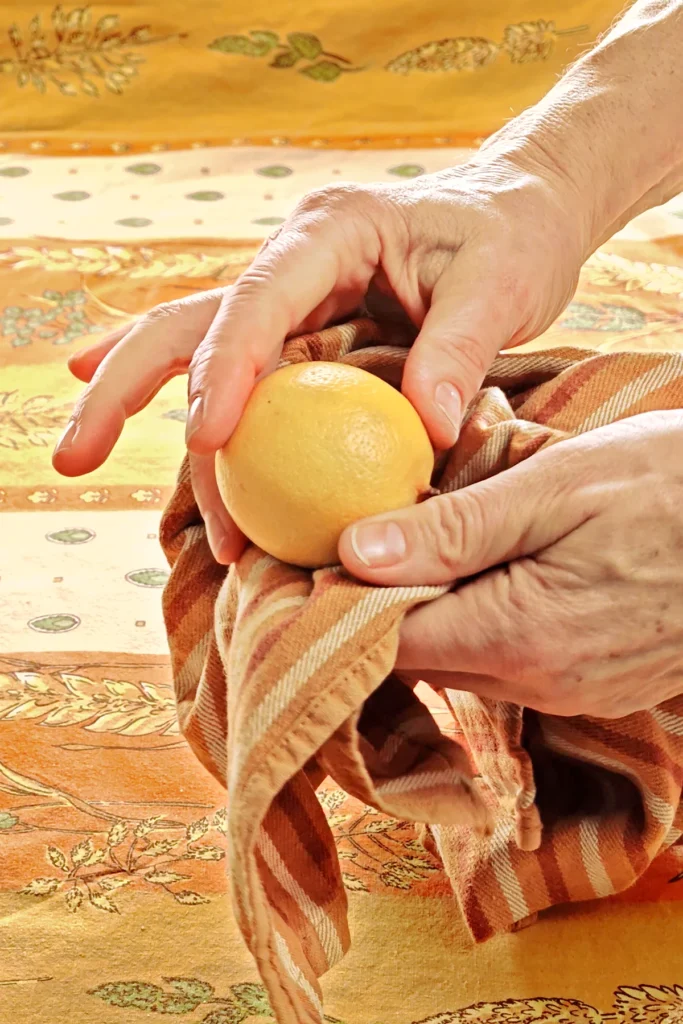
[215,361,434,568]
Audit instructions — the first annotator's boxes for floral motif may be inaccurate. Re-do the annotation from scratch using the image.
[0,244,253,279]
[386,37,499,75]
[90,976,272,1020]
[318,787,439,894]
[0,667,179,735]
[27,488,58,503]
[1,288,100,347]
[79,488,110,503]
[82,980,683,1022]
[387,20,587,74]
[613,984,683,1022]
[20,811,226,915]
[0,5,183,97]
[209,29,362,83]
[131,487,163,503]
[584,252,683,298]
[0,390,71,450]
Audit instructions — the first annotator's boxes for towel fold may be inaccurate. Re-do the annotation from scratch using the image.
[160,318,683,1024]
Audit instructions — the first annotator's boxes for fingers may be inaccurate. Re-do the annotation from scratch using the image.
[67,323,135,382]
[190,453,246,564]
[339,437,601,586]
[395,573,551,708]
[401,259,521,448]
[184,197,380,456]
[53,290,224,477]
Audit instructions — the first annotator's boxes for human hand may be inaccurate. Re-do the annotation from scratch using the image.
[53,143,591,563]
[339,412,683,719]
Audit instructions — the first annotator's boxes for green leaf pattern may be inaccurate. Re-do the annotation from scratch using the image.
[209,28,361,82]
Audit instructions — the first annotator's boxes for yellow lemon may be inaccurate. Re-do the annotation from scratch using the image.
[215,361,434,568]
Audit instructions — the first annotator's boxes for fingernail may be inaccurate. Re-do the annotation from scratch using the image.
[53,419,77,457]
[435,381,462,438]
[350,521,406,568]
[185,396,205,443]
[204,511,230,564]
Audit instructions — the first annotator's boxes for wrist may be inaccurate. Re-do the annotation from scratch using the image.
[476,4,683,258]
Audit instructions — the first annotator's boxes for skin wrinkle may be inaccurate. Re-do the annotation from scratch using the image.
[53,0,683,716]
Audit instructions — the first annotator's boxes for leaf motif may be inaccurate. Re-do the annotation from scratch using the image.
[184,844,225,861]
[256,165,293,178]
[561,301,648,332]
[145,870,191,885]
[125,567,169,588]
[89,890,119,914]
[126,162,162,175]
[363,816,397,833]
[327,814,350,829]
[613,984,683,1023]
[53,190,91,201]
[212,808,228,834]
[249,30,280,48]
[135,816,162,837]
[22,877,60,896]
[231,982,273,1015]
[89,981,202,1012]
[401,854,436,870]
[95,14,119,35]
[144,838,179,856]
[65,886,83,912]
[46,527,95,544]
[209,34,272,57]
[165,978,215,1002]
[28,613,80,633]
[202,1009,247,1024]
[341,872,369,892]
[115,217,154,228]
[0,811,19,829]
[0,166,30,177]
[128,26,152,44]
[47,845,69,872]
[173,889,210,905]
[502,20,557,64]
[186,816,210,842]
[386,37,499,74]
[185,191,225,202]
[68,7,89,31]
[71,837,95,866]
[318,788,347,812]
[270,49,299,69]
[300,60,342,82]
[287,32,322,60]
[100,875,132,890]
[378,866,411,890]
[83,847,107,867]
[388,163,425,178]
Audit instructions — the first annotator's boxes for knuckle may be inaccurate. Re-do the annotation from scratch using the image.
[421,492,486,575]
[144,300,183,323]
[432,327,491,389]
[294,182,370,220]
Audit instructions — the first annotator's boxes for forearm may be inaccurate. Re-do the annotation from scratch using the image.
[478,0,683,255]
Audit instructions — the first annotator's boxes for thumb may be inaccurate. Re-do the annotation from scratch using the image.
[339,441,597,586]
[402,263,521,449]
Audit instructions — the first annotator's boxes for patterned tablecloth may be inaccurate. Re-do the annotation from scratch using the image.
[2,146,683,1024]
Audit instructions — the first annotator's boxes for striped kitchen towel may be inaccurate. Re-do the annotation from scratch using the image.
[160,318,683,1024]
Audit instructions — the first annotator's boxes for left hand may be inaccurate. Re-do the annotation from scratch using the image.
[339,411,683,719]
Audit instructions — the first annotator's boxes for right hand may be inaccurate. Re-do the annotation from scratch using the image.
[53,144,593,563]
